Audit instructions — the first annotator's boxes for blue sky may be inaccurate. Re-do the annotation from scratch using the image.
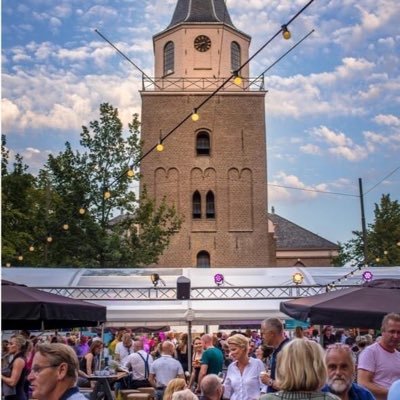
[2,0,400,245]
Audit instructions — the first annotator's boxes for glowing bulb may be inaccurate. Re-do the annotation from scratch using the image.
[79,208,86,215]
[47,236,53,243]
[233,75,242,86]
[63,223,69,230]
[375,257,380,263]
[282,25,291,40]
[104,191,111,199]
[17,255,23,261]
[5,263,11,268]
[127,169,135,177]
[29,245,35,252]
[383,250,388,255]
[191,112,199,122]
[156,143,164,152]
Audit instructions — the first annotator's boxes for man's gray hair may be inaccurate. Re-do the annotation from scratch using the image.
[261,317,283,334]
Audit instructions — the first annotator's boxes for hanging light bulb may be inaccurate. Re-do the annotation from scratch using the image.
[156,142,164,152]
[127,169,135,177]
[17,255,24,261]
[47,235,53,243]
[62,223,69,231]
[5,262,11,268]
[282,25,291,40]
[29,245,35,252]
[191,109,200,122]
[233,71,242,86]
[79,207,86,215]
[104,190,111,199]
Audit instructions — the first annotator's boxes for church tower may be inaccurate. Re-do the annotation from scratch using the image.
[140,0,276,267]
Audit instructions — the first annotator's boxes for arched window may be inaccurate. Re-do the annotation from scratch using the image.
[197,251,210,268]
[231,41,241,72]
[206,191,215,219]
[192,191,201,219]
[196,131,210,156]
[164,41,174,76]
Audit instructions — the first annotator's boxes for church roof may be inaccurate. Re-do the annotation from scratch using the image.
[269,213,339,250]
[167,0,236,29]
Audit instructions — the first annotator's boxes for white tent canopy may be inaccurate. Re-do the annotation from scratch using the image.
[3,266,399,328]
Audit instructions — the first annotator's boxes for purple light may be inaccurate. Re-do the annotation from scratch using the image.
[362,270,373,282]
[214,273,224,286]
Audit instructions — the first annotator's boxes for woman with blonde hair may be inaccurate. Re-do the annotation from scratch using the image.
[1,335,30,400]
[163,377,187,400]
[260,339,340,400]
[223,333,267,399]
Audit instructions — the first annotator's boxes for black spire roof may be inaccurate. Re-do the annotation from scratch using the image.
[167,0,236,29]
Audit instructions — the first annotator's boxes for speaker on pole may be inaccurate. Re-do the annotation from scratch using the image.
[177,276,191,300]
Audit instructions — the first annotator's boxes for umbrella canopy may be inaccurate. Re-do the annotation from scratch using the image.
[280,279,400,328]
[1,280,107,330]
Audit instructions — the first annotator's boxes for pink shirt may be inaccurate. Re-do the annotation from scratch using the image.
[358,342,400,390]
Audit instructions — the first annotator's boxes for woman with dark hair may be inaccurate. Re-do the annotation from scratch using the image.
[176,333,189,373]
[78,340,103,388]
[322,326,336,349]
[188,337,203,391]
[1,335,30,400]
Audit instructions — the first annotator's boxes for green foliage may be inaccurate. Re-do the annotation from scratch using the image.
[333,194,400,266]
[1,103,181,267]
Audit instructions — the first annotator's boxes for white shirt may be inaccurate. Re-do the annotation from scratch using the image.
[115,342,134,364]
[223,357,268,400]
[123,350,154,380]
[149,355,184,387]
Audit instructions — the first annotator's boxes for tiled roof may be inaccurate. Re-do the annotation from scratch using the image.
[167,0,235,29]
[268,213,339,250]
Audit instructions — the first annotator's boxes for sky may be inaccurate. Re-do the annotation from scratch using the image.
[2,0,400,246]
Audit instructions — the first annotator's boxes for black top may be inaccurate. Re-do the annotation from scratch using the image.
[268,338,290,393]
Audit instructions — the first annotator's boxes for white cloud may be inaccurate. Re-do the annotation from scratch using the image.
[1,99,21,132]
[269,171,328,203]
[373,114,400,127]
[311,126,353,147]
[300,143,321,155]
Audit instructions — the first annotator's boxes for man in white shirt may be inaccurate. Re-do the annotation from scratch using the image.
[123,339,153,389]
[115,333,134,364]
[149,341,184,400]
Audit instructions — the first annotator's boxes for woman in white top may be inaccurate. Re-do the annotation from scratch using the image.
[223,334,267,400]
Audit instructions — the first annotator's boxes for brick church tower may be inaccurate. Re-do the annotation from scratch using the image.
[140,0,276,267]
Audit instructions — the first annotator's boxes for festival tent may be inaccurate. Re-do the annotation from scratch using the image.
[1,280,107,330]
[279,278,400,328]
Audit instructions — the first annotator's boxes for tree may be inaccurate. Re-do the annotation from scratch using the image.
[39,103,182,267]
[1,135,42,265]
[333,194,400,266]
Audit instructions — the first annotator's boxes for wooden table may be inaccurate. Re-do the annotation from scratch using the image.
[87,372,128,400]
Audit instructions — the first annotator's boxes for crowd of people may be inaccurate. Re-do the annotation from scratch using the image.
[1,312,399,400]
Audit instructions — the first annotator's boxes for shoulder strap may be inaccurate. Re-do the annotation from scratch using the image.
[137,352,150,378]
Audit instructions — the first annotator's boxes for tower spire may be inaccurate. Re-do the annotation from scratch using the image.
[167,0,235,29]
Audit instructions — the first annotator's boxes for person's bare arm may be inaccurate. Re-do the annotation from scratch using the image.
[357,369,388,399]
[196,364,208,393]
[148,373,157,388]
[1,358,25,387]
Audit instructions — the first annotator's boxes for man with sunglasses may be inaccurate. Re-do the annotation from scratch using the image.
[28,343,86,400]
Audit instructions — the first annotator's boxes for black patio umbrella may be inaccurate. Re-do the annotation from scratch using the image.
[1,280,107,330]
[279,278,400,328]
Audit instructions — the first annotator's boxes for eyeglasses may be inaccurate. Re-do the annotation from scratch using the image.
[30,365,59,376]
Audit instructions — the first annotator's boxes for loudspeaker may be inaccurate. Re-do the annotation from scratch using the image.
[177,276,191,300]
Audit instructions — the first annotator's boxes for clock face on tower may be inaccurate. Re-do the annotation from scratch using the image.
[194,35,211,52]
